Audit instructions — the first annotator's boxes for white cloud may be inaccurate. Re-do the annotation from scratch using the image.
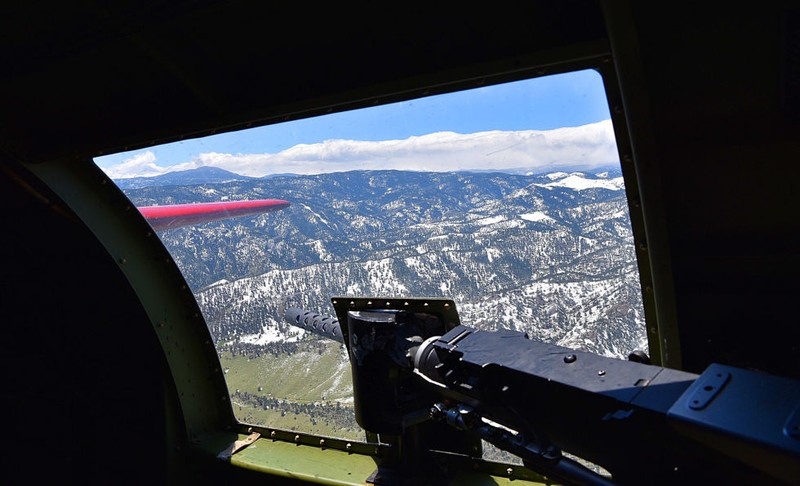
[101,150,165,179]
[101,120,619,179]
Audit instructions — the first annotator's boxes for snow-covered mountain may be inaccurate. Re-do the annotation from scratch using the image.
[114,166,256,190]
[122,168,647,358]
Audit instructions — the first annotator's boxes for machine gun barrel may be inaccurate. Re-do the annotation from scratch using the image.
[284,307,344,344]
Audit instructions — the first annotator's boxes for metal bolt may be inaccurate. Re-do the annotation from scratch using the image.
[507,467,514,476]
[294,434,301,443]
[270,431,276,439]
[346,443,352,451]
[564,354,577,364]
[319,439,326,447]
[598,370,606,376]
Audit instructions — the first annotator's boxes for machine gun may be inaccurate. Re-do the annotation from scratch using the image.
[286,299,800,485]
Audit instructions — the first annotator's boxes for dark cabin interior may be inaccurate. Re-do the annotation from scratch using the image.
[1,1,797,483]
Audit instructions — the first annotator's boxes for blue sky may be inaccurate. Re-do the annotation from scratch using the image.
[96,69,618,178]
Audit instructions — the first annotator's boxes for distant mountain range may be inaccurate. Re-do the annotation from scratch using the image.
[113,166,305,190]
[113,166,251,189]
[121,167,646,359]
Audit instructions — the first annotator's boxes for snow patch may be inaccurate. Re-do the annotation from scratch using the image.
[242,326,303,345]
[299,203,330,225]
[520,211,552,223]
[546,172,570,180]
[542,175,625,191]
[476,215,506,226]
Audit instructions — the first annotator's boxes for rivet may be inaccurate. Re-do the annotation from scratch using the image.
[507,467,514,476]
[319,439,326,447]
[564,354,577,364]
[270,431,277,439]
[294,434,301,443]
[598,370,606,376]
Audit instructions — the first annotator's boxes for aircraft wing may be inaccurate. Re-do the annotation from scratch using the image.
[137,199,290,231]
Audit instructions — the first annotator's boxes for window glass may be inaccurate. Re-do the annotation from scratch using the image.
[95,69,646,443]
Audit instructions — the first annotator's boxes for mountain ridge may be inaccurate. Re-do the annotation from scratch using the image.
[122,168,646,359]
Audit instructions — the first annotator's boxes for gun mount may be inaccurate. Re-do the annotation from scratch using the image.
[286,298,800,485]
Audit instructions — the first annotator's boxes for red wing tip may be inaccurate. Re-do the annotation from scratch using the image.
[138,199,291,231]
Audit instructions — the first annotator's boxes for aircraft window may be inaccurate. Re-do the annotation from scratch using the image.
[94,69,646,446]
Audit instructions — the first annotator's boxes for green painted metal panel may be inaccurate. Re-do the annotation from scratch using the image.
[226,435,553,486]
